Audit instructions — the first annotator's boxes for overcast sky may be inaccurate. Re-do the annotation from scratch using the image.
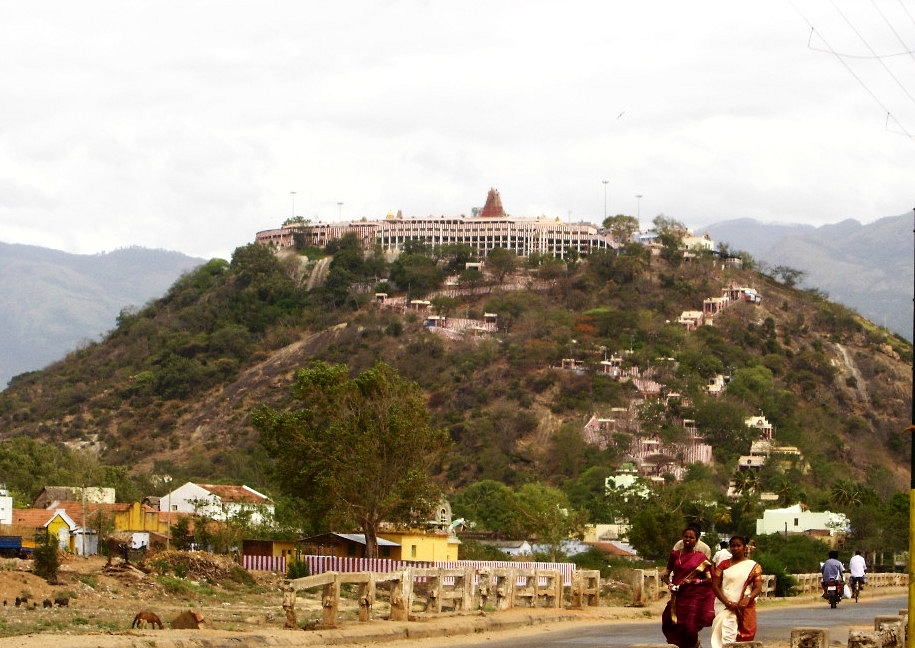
[1,1,913,261]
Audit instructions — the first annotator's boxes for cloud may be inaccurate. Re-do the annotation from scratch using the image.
[0,1,912,259]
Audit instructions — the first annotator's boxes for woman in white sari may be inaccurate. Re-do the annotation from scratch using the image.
[711,536,763,648]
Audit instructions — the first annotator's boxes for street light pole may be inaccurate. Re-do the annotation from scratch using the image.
[337,202,343,220]
[602,180,609,220]
[636,194,643,221]
[290,191,296,220]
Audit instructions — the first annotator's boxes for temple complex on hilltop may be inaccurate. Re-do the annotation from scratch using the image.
[255,188,618,259]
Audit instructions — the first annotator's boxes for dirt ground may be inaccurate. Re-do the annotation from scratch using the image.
[0,553,669,648]
[0,554,891,648]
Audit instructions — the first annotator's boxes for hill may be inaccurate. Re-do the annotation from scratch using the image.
[0,239,910,544]
[704,213,914,342]
[0,243,204,390]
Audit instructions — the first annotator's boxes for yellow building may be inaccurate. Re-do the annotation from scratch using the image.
[9,508,77,552]
[299,531,459,561]
[378,531,459,562]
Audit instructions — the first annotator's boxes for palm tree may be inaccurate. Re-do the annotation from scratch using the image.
[830,479,862,508]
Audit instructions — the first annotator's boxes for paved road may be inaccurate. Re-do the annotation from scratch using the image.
[440,594,907,648]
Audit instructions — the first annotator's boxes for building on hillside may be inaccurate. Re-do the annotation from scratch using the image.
[723,282,762,305]
[705,374,728,395]
[745,416,774,440]
[256,188,619,260]
[682,232,715,252]
[755,504,848,545]
[703,296,730,317]
[33,486,115,508]
[676,310,705,331]
[160,482,275,526]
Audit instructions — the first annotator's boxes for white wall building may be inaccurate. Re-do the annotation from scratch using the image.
[0,486,12,526]
[160,482,275,526]
[755,503,848,537]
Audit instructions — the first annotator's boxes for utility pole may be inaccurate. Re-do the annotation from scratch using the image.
[908,205,914,648]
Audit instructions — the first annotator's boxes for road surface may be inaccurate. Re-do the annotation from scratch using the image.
[432,594,907,648]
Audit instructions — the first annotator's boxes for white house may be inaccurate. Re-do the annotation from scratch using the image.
[755,503,848,538]
[478,539,533,557]
[160,482,275,526]
[0,486,12,526]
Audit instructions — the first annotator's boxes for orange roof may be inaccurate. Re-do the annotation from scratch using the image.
[583,541,637,557]
[11,509,67,529]
[197,484,271,504]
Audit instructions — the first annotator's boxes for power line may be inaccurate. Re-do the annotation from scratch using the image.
[869,0,915,64]
[828,0,915,110]
[788,0,915,141]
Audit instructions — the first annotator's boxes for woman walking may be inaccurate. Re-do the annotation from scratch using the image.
[710,536,763,648]
[662,524,716,648]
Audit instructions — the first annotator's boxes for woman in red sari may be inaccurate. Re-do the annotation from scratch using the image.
[662,525,716,648]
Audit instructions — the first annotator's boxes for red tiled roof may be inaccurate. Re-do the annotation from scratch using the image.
[197,484,271,504]
[11,509,64,529]
[583,541,637,557]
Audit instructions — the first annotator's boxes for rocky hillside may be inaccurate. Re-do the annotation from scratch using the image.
[0,240,910,521]
[705,212,914,342]
[0,242,204,390]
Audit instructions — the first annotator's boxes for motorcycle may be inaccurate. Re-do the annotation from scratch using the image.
[823,579,843,608]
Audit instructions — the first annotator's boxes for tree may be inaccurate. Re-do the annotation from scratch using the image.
[486,247,517,283]
[451,480,516,533]
[389,253,444,296]
[509,483,587,562]
[252,361,450,558]
[771,265,806,288]
[602,214,640,243]
[627,501,684,560]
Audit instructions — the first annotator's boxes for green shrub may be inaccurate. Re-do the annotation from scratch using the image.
[32,533,60,582]
[287,560,310,580]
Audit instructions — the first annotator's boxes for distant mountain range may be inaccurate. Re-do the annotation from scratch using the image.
[703,212,914,341]
[0,243,204,390]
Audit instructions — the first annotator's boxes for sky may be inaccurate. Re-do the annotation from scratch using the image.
[1,1,914,261]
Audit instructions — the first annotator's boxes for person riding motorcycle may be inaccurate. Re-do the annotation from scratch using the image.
[820,550,844,597]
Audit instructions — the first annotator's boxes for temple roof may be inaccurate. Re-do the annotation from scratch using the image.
[478,188,505,218]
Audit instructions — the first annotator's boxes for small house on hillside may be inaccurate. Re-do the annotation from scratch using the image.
[160,483,274,525]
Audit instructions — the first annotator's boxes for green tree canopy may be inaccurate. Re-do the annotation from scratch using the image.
[252,361,450,558]
[486,247,517,283]
[602,214,640,243]
[510,482,587,562]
